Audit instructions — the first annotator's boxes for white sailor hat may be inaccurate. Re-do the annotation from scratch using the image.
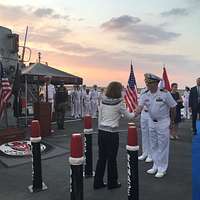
[144,73,161,83]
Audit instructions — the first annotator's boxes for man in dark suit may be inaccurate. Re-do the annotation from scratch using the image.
[189,77,200,135]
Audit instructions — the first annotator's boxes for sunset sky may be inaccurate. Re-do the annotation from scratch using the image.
[0,0,199,88]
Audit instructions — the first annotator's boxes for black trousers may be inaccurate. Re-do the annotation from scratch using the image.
[94,130,119,187]
[192,104,200,133]
[56,103,66,129]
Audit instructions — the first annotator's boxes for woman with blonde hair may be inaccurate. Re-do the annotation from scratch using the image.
[93,81,135,189]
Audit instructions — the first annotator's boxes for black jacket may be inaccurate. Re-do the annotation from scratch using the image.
[189,86,199,110]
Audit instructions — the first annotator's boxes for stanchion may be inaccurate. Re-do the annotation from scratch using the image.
[83,115,94,177]
[28,120,47,192]
[126,125,139,200]
[69,133,84,200]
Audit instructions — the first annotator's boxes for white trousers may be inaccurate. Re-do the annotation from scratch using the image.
[74,100,81,118]
[83,102,91,116]
[91,100,98,117]
[48,99,54,113]
[149,118,170,173]
[183,100,190,119]
[81,100,84,117]
[140,112,151,158]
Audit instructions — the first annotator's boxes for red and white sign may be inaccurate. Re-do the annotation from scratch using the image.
[0,140,46,156]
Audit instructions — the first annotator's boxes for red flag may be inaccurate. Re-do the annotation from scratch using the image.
[0,71,12,119]
[162,67,171,91]
[124,63,138,112]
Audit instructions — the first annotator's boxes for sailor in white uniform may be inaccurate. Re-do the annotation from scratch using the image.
[70,85,76,118]
[74,85,81,118]
[83,88,91,116]
[135,73,177,178]
[43,77,56,114]
[81,85,87,117]
[90,85,99,118]
[138,87,152,163]
[183,86,190,119]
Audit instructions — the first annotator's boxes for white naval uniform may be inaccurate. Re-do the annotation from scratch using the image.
[81,89,87,117]
[140,88,152,159]
[139,88,177,173]
[83,93,91,116]
[44,84,56,113]
[74,90,81,118]
[183,90,190,119]
[90,89,98,118]
[70,90,75,117]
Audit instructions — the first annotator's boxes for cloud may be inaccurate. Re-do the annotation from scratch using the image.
[0,4,69,23]
[101,15,141,30]
[29,26,71,43]
[28,25,103,56]
[161,8,189,17]
[101,15,180,44]
[33,8,69,19]
[30,46,200,88]
[186,0,200,6]
[34,8,54,17]
[0,4,30,21]
[184,0,200,13]
[56,42,102,55]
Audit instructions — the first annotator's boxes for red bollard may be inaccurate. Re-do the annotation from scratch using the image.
[126,125,139,200]
[69,133,84,200]
[128,122,135,127]
[84,115,93,131]
[28,120,47,192]
[83,115,94,177]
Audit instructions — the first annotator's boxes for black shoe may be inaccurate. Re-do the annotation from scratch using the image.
[93,183,107,190]
[108,182,121,189]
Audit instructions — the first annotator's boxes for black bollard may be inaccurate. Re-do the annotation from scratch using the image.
[69,133,84,200]
[126,125,139,200]
[28,120,47,192]
[83,115,94,177]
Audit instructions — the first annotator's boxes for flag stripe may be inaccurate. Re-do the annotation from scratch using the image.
[162,67,171,91]
[127,87,137,102]
[0,75,12,118]
[124,63,138,112]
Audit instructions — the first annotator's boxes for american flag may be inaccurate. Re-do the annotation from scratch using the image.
[0,67,12,119]
[124,63,138,112]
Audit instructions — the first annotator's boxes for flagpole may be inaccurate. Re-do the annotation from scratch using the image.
[21,26,28,63]
[131,60,138,91]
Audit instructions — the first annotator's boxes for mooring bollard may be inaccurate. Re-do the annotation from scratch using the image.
[83,115,94,177]
[126,125,139,200]
[28,120,47,192]
[69,133,84,200]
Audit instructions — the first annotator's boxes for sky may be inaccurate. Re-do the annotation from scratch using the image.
[0,0,199,88]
